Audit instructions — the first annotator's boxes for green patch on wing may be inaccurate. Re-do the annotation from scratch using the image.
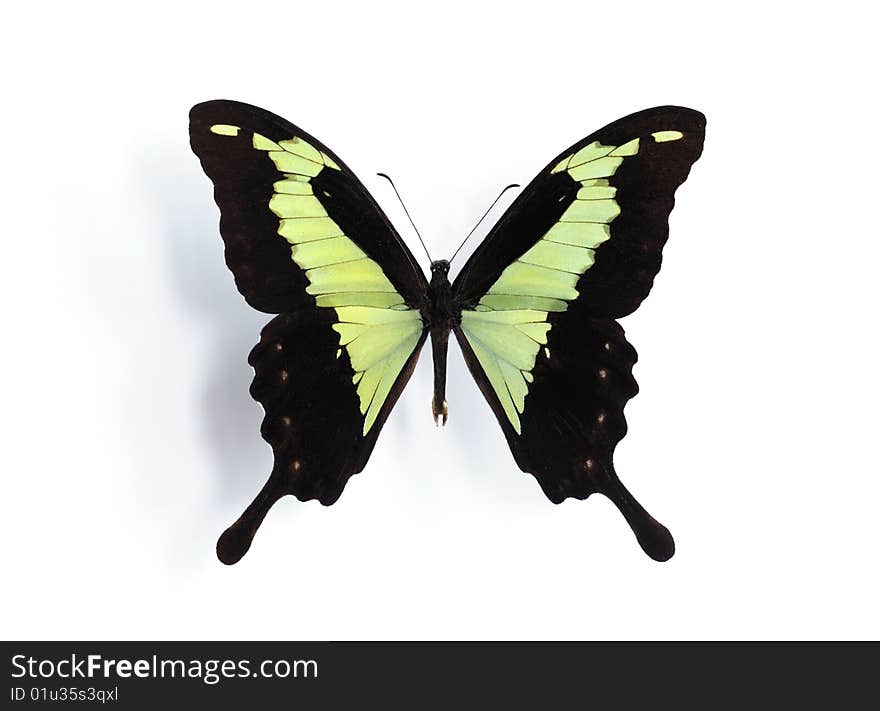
[209,124,423,434]
[459,310,551,434]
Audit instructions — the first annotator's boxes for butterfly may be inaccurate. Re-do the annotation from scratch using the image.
[189,100,705,564]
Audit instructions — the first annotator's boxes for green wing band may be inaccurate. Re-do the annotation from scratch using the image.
[461,130,685,434]
[209,123,423,434]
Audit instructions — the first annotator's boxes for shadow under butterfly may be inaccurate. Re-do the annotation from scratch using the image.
[189,100,705,564]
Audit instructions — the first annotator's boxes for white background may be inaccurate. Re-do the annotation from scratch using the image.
[2,1,878,640]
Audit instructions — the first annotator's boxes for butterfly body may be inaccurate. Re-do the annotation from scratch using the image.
[426,259,456,424]
[190,100,705,564]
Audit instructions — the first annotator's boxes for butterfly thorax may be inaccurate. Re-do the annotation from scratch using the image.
[426,259,458,329]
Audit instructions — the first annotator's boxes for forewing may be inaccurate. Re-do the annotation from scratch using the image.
[453,106,705,316]
[190,99,427,311]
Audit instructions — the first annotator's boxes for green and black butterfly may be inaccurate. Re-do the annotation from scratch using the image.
[189,100,705,564]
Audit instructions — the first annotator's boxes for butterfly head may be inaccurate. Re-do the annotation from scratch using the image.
[430,259,450,276]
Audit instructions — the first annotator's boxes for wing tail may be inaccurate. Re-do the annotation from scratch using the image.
[596,463,675,562]
[216,471,287,565]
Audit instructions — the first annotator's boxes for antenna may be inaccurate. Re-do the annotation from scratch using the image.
[376,173,433,263]
[449,183,520,263]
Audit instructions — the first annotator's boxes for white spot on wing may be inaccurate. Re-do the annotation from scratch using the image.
[210,124,239,136]
[652,130,684,143]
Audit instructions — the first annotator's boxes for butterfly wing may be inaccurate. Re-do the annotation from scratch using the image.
[190,100,428,563]
[452,106,705,561]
